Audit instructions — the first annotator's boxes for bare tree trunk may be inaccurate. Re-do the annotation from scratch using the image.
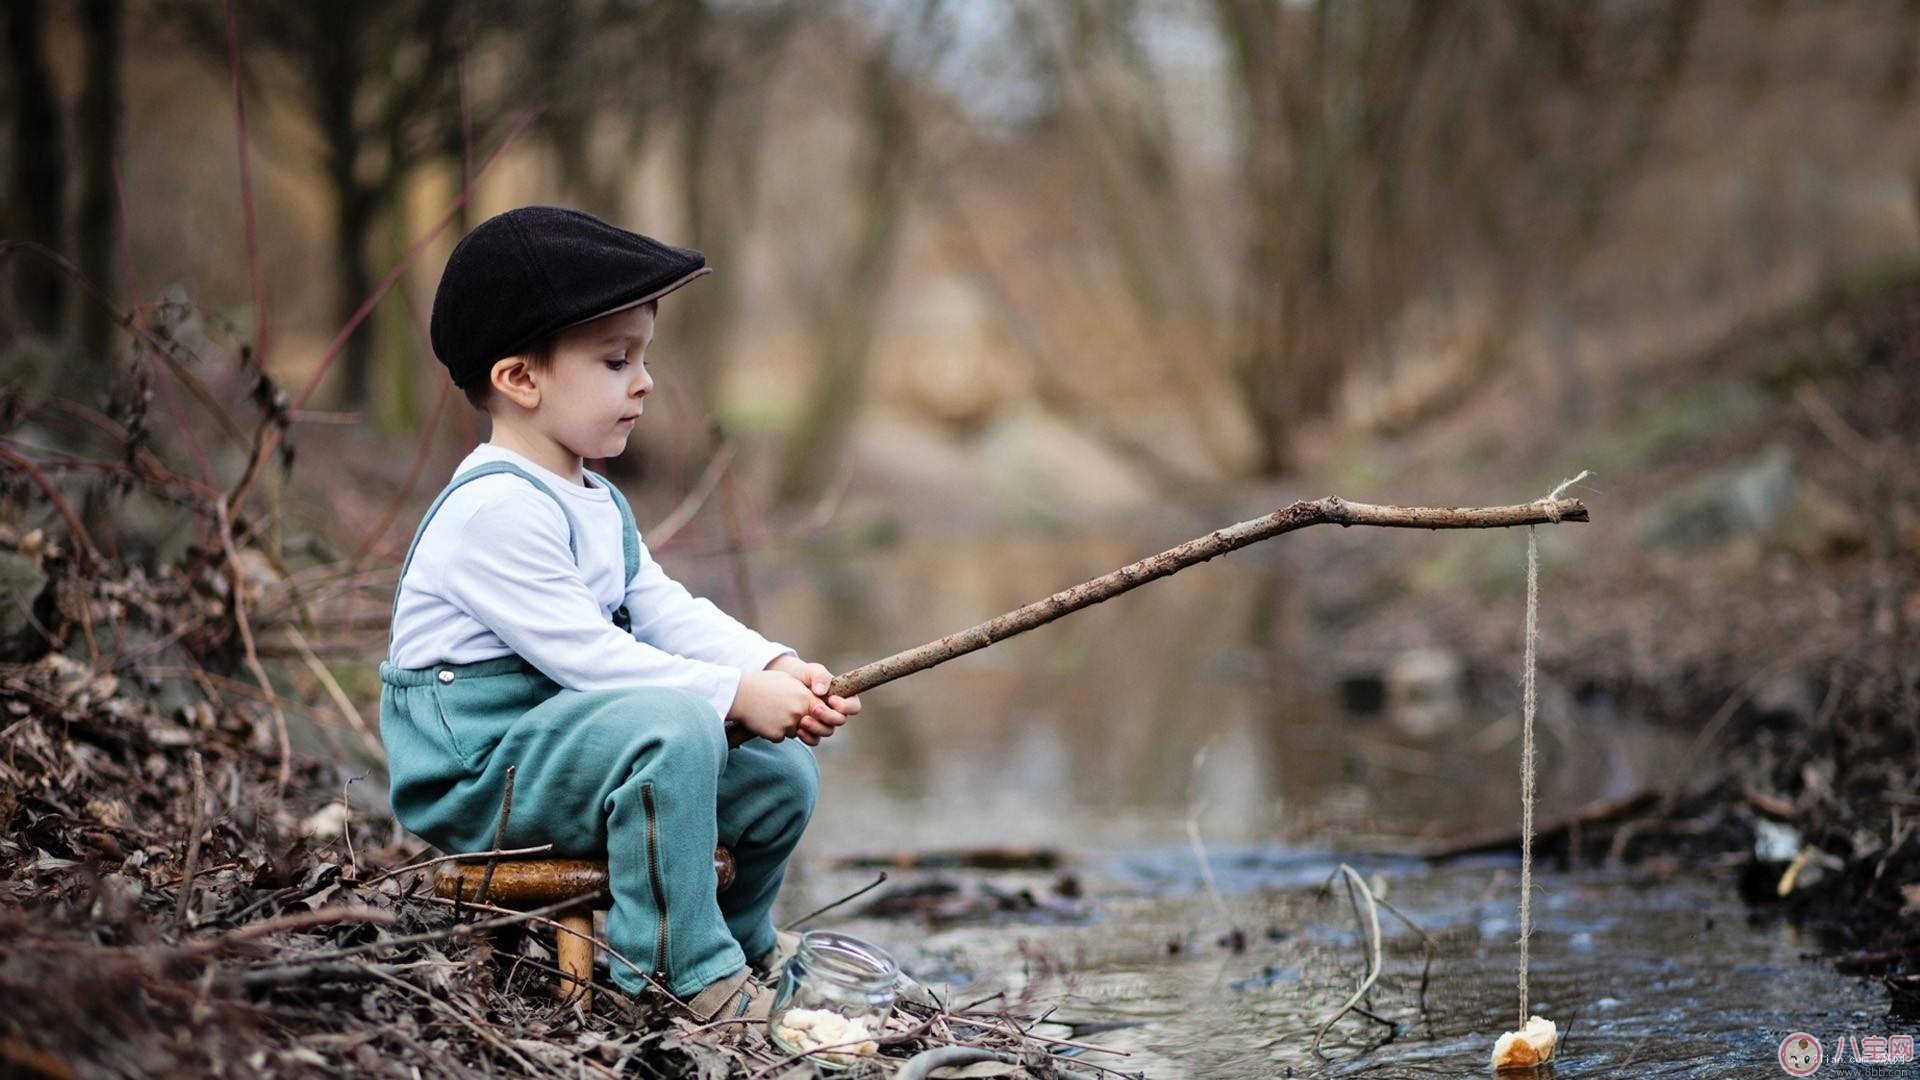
[330,167,379,410]
[155,0,464,412]
[776,38,917,504]
[4,0,68,342]
[656,0,792,444]
[1027,0,1244,476]
[538,0,637,219]
[316,22,377,408]
[1216,0,1295,475]
[667,0,734,415]
[76,0,123,375]
[376,189,419,432]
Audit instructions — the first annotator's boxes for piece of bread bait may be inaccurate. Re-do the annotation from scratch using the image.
[1492,1015,1558,1070]
[773,1008,879,1060]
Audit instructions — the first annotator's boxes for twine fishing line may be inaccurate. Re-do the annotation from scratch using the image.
[1519,470,1588,1030]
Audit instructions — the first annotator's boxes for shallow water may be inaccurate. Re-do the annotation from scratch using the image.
[784,854,1911,1079]
[713,525,1914,1076]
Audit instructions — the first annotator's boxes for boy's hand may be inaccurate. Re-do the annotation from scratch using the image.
[767,656,863,724]
[731,669,847,746]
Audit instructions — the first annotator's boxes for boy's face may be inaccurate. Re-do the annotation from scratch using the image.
[520,303,656,462]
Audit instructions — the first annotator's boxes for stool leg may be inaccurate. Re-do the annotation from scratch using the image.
[556,912,594,1009]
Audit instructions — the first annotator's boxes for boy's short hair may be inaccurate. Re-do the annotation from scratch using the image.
[461,298,657,412]
[462,336,555,412]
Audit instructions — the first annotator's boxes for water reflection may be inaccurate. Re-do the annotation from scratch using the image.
[725,526,1693,856]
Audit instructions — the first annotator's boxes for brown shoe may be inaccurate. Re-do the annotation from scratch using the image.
[750,929,802,978]
[683,967,777,1022]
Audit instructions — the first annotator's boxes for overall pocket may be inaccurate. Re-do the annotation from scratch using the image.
[380,682,467,779]
[429,665,559,773]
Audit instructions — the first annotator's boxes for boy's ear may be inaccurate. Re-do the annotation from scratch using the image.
[490,356,541,409]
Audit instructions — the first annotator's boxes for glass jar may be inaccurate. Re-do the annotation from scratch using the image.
[767,931,899,1067]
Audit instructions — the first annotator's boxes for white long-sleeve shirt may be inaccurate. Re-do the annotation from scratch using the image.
[387,444,793,720]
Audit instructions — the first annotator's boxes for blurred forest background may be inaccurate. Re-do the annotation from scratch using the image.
[4,0,1913,494]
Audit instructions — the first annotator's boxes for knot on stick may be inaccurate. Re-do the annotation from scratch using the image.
[1535,470,1592,524]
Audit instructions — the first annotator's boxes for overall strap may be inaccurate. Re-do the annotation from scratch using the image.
[588,470,641,634]
[388,460,582,646]
[589,469,641,585]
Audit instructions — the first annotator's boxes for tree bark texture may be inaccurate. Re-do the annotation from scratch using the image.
[4,0,68,340]
[76,0,123,370]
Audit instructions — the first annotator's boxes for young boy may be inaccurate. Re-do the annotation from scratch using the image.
[380,206,859,1020]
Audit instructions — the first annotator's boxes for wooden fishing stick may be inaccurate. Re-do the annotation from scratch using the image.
[727,493,1589,747]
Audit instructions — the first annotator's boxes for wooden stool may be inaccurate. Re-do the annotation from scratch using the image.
[435,846,736,1010]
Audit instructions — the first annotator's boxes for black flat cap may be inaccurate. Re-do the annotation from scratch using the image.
[430,206,711,388]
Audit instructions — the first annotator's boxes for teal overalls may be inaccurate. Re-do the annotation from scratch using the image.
[379,461,819,998]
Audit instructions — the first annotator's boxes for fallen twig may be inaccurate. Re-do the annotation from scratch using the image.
[213,496,292,793]
[783,871,888,930]
[716,448,760,627]
[0,444,101,566]
[1185,738,1229,922]
[1312,864,1386,1057]
[475,765,516,908]
[174,751,207,927]
[657,458,852,559]
[283,624,383,762]
[357,962,551,1077]
[350,380,453,568]
[174,906,400,957]
[993,1026,1129,1057]
[647,442,736,549]
[243,899,572,970]
[746,1033,910,1080]
[360,843,556,888]
[830,847,1059,871]
[415,894,683,1006]
[1423,789,1661,860]
[1367,892,1436,1023]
